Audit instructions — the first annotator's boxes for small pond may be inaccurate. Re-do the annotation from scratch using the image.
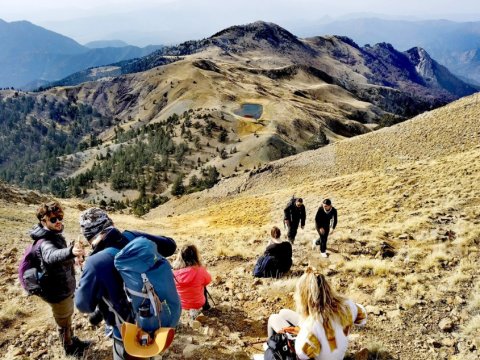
[234,103,263,119]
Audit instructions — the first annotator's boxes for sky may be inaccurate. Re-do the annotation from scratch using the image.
[2,0,480,46]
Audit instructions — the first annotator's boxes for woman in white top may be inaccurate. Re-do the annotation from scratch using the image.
[267,267,367,360]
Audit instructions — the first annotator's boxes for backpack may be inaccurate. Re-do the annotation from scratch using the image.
[103,236,181,356]
[122,230,176,258]
[253,254,275,278]
[286,196,296,209]
[18,239,45,296]
[264,332,297,360]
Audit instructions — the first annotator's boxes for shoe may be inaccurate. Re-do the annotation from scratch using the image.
[88,308,103,326]
[64,336,92,358]
[104,325,113,338]
[321,252,328,258]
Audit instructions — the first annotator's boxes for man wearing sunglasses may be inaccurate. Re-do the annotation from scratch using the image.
[30,201,91,357]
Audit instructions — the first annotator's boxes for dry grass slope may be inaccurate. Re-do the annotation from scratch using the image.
[0,94,479,359]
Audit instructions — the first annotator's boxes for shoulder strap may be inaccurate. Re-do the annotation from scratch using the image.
[103,247,120,257]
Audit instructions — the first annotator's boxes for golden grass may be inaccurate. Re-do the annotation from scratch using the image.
[467,283,480,314]
[0,303,27,328]
[344,258,397,276]
[462,314,480,337]
[421,245,449,270]
[373,280,389,302]
[213,242,247,258]
[258,277,298,299]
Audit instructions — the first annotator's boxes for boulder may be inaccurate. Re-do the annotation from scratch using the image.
[183,344,201,359]
[438,317,454,332]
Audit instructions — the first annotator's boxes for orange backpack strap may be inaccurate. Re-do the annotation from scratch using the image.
[279,326,300,336]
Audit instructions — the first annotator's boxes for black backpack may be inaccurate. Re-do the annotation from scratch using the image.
[264,332,297,360]
[253,254,275,278]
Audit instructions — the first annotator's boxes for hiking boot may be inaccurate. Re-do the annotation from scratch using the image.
[321,252,328,258]
[64,336,92,358]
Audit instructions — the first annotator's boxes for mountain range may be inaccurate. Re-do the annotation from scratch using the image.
[0,21,477,211]
[307,18,480,84]
[0,19,162,89]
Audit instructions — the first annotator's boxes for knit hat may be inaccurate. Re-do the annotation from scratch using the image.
[79,208,113,241]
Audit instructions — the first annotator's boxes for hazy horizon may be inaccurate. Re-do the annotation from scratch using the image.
[2,0,480,46]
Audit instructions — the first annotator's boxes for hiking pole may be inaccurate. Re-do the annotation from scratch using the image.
[205,288,217,306]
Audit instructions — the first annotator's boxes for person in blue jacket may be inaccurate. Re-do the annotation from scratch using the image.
[75,208,178,360]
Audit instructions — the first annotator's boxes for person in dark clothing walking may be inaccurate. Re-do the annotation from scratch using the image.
[283,197,306,244]
[315,199,338,257]
[31,201,91,358]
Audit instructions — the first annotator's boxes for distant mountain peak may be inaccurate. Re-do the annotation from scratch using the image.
[210,21,306,50]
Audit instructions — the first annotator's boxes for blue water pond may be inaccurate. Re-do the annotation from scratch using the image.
[234,103,263,119]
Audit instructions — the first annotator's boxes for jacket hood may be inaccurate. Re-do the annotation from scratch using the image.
[91,227,129,255]
[174,267,201,285]
[30,223,63,241]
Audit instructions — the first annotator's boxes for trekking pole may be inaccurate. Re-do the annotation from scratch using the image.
[205,288,217,306]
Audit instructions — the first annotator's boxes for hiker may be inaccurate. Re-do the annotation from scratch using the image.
[253,226,292,278]
[173,244,212,319]
[266,267,367,359]
[314,198,337,258]
[30,201,91,357]
[283,197,306,244]
[75,207,180,360]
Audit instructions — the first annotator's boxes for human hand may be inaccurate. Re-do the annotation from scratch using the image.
[319,228,325,235]
[72,241,85,257]
[73,236,86,266]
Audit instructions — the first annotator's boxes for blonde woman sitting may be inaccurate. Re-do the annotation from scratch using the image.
[267,267,367,360]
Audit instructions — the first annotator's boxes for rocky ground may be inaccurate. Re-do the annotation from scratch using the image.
[0,94,479,359]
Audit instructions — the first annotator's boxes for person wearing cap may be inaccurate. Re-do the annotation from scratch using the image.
[30,201,91,357]
[283,197,306,244]
[74,208,134,360]
[314,199,338,258]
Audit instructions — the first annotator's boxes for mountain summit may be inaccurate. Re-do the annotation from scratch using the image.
[0,21,477,204]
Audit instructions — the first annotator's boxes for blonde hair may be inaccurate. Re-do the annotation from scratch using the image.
[295,267,350,333]
[172,244,202,270]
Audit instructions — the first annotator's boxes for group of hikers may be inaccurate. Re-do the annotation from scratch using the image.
[19,198,366,360]
[254,197,338,279]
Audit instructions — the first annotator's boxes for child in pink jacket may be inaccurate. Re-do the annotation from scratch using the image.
[173,244,212,319]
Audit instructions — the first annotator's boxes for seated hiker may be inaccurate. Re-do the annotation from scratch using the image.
[253,226,292,278]
[173,244,212,319]
[75,208,180,360]
[266,267,367,360]
[28,201,91,358]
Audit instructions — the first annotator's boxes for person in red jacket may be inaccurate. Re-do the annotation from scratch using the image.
[173,244,212,319]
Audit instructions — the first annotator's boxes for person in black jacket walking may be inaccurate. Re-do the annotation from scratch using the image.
[31,201,91,357]
[314,199,338,257]
[283,197,306,244]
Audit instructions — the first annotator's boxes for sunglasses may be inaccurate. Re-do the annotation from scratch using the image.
[46,216,64,224]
